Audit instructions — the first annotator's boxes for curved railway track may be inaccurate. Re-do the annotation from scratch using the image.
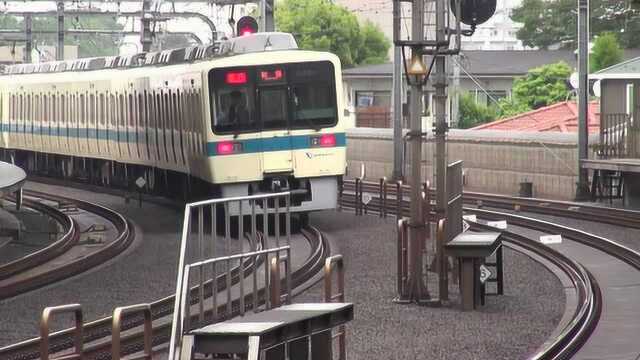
[0,225,330,360]
[340,179,640,359]
[0,190,134,300]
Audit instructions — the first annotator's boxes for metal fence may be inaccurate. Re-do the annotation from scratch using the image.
[600,113,640,158]
[168,191,293,360]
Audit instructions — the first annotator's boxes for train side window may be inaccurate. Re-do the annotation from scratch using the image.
[70,94,76,125]
[99,94,106,125]
[138,93,145,128]
[128,93,134,127]
[79,94,85,125]
[109,94,116,126]
[18,94,23,122]
[60,94,66,125]
[147,92,155,129]
[26,94,31,123]
[89,93,96,126]
[51,94,57,125]
[35,94,40,122]
[118,94,125,127]
[172,92,179,131]
[43,95,48,123]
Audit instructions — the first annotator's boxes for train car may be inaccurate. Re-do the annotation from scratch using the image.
[0,32,347,212]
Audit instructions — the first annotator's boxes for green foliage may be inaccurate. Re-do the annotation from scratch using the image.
[458,93,497,129]
[512,62,572,109]
[590,32,623,72]
[275,0,390,67]
[494,97,532,118]
[512,0,640,49]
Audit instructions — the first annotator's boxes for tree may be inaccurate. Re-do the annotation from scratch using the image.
[275,0,390,67]
[458,93,497,129]
[512,62,572,109]
[590,32,623,72]
[512,0,640,49]
[495,97,531,118]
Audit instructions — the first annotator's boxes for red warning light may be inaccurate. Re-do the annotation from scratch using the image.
[236,16,259,37]
[225,71,248,85]
[260,69,283,81]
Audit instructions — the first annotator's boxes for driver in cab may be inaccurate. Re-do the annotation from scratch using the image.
[219,90,250,126]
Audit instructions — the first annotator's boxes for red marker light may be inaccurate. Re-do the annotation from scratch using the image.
[217,141,235,155]
[319,134,336,147]
[225,71,248,85]
[239,26,255,36]
[260,69,283,81]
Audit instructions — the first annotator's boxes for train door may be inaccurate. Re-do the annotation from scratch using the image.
[60,94,69,154]
[174,91,186,170]
[77,94,87,156]
[259,86,294,173]
[67,94,77,155]
[145,91,158,165]
[97,93,108,158]
[87,93,97,158]
[136,92,148,163]
[126,93,137,162]
[107,93,118,160]
[15,94,24,149]
[24,94,33,151]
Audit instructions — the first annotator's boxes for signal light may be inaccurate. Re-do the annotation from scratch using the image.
[451,0,497,26]
[236,16,258,37]
[225,71,248,85]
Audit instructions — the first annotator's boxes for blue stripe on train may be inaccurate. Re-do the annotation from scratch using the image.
[206,133,346,157]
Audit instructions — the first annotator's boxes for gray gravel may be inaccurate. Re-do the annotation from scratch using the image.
[296,211,565,360]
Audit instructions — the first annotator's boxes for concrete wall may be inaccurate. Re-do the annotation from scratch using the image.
[346,128,599,200]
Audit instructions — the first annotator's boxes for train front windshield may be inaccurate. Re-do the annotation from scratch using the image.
[210,61,337,134]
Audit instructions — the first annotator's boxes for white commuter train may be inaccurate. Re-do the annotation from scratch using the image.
[0,33,347,212]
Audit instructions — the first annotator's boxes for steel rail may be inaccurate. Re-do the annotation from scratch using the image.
[468,220,601,359]
[0,225,329,360]
[0,190,133,300]
[0,195,77,282]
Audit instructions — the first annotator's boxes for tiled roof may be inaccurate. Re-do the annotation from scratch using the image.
[471,101,600,134]
[343,49,640,77]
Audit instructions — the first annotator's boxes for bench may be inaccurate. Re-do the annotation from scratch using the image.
[445,232,502,311]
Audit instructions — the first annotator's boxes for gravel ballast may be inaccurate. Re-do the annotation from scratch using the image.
[297,211,565,360]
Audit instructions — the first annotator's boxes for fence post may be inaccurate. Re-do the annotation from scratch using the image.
[437,219,448,301]
[40,304,83,360]
[112,304,153,360]
[324,255,346,360]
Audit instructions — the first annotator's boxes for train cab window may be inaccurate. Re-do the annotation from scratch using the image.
[260,87,288,130]
[210,68,256,134]
[289,62,337,129]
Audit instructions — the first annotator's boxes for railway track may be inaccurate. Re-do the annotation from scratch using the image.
[0,190,134,300]
[339,178,640,359]
[0,225,329,360]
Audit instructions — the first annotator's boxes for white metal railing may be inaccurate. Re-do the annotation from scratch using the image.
[168,191,293,360]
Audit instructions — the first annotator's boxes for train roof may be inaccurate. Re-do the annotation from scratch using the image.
[1,32,299,76]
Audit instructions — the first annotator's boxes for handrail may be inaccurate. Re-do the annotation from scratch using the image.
[112,304,152,360]
[324,255,345,303]
[40,304,83,360]
[324,255,346,360]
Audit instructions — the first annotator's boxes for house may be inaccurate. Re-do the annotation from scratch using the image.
[590,56,640,158]
[343,49,640,130]
[342,50,578,129]
[471,101,600,133]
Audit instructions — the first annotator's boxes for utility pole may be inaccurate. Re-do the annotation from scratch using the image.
[263,0,275,32]
[141,0,153,52]
[24,14,32,63]
[56,0,64,61]
[392,1,404,181]
[407,0,428,302]
[576,0,589,200]
[450,55,460,129]
[433,0,449,301]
